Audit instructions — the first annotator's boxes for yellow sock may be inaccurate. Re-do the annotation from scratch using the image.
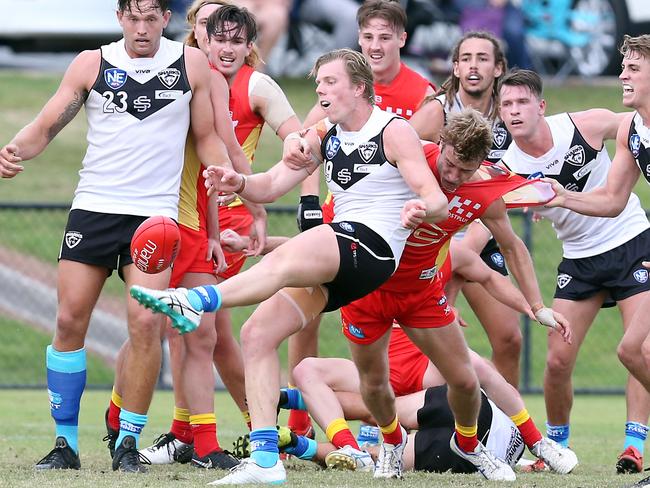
[111,388,122,408]
[174,406,190,423]
[380,416,399,435]
[510,408,530,426]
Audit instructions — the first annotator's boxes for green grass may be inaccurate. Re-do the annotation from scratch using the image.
[0,389,635,487]
[0,319,114,385]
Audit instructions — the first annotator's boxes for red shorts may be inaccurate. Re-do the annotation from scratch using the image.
[217,205,254,280]
[170,224,214,287]
[340,278,454,345]
[322,195,334,224]
[388,327,430,396]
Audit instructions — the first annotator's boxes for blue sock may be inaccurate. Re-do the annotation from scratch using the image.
[46,345,86,454]
[188,285,222,312]
[624,421,648,453]
[285,435,317,460]
[546,423,570,447]
[116,409,148,449]
[250,427,279,468]
[279,388,306,411]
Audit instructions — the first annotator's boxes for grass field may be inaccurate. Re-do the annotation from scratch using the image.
[0,389,640,487]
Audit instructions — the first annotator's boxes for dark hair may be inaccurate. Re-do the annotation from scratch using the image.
[432,31,507,122]
[498,69,543,99]
[206,4,257,45]
[356,0,407,33]
[118,0,170,13]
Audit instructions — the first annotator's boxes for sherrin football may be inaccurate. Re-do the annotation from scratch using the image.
[131,216,181,274]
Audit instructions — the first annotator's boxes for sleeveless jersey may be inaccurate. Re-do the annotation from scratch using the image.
[73,37,192,219]
[436,93,511,163]
[374,63,434,120]
[628,112,650,185]
[230,64,265,164]
[502,113,649,259]
[380,143,535,294]
[177,134,208,231]
[320,106,414,263]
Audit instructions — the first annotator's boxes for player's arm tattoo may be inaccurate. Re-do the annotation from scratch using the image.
[47,89,88,141]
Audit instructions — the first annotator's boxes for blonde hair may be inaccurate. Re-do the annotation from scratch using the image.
[620,34,650,61]
[440,108,493,163]
[311,49,375,104]
[183,0,260,67]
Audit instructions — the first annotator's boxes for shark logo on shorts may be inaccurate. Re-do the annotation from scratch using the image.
[65,231,83,249]
[490,252,505,268]
[339,222,355,233]
[493,126,508,148]
[346,323,365,339]
[358,142,378,163]
[157,68,180,89]
[630,134,641,158]
[326,136,341,159]
[634,269,649,283]
[557,273,572,289]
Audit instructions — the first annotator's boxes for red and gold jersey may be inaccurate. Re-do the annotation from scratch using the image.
[229,64,265,163]
[379,143,541,294]
[374,63,434,120]
[176,134,208,232]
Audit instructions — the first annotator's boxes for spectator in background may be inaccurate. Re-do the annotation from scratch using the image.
[232,0,291,64]
[452,0,532,69]
[292,0,360,51]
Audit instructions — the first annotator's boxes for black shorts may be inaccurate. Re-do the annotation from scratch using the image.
[322,221,396,312]
[554,228,650,307]
[480,238,508,276]
[59,209,148,276]
[414,385,493,474]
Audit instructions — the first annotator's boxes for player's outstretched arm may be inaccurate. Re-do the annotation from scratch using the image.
[546,113,639,217]
[0,50,98,177]
[409,96,445,143]
[383,119,448,226]
[450,239,534,319]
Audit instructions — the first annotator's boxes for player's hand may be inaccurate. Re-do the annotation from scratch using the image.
[220,228,247,253]
[401,199,426,229]
[297,195,323,232]
[452,307,469,327]
[208,237,227,274]
[217,192,238,206]
[542,178,567,208]
[0,144,24,178]
[536,307,572,344]
[282,133,312,170]
[203,166,243,196]
[247,204,267,257]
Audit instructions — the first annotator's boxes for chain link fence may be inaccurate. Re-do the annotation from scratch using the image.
[0,203,631,393]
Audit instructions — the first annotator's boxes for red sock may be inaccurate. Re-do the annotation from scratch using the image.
[108,399,121,431]
[288,409,312,435]
[171,418,193,444]
[192,423,220,458]
[517,417,543,449]
[381,420,404,446]
[332,429,360,449]
[455,430,479,453]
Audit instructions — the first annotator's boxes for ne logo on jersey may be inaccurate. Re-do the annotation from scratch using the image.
[104,68,128,90]
[358,141,378,163]
[326,136,341,159]
[634,269,649,283]
[493,126,508,148]
[448,195,481,221]
[557,273,572,289]
[564,145,586,167]
[528,171,544,180]
[630,134,641,158]
[157,68,180,89]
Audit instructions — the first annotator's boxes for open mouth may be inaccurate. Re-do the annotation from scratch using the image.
[320,100,331,109]
[623,83,634,95]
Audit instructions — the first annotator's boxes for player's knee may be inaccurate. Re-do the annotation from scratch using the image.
[617,337,641,370]
[448,369,479,396]
[291,357,321,390]
[240,317,278,355]
[545,350,575,377]
[492,328,522,355]
[55,308,90,344]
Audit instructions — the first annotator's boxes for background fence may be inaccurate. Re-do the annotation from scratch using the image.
[0,203,631,394]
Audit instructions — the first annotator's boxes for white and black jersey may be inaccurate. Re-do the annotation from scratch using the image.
[628,112,650,185]
[321,106,416,264]
[502,113,649,259]
[435,93,511,164]
[73,37,192,219]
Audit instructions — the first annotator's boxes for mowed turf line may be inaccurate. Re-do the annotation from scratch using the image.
[0,389,635,487]
[0,70,644,388]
